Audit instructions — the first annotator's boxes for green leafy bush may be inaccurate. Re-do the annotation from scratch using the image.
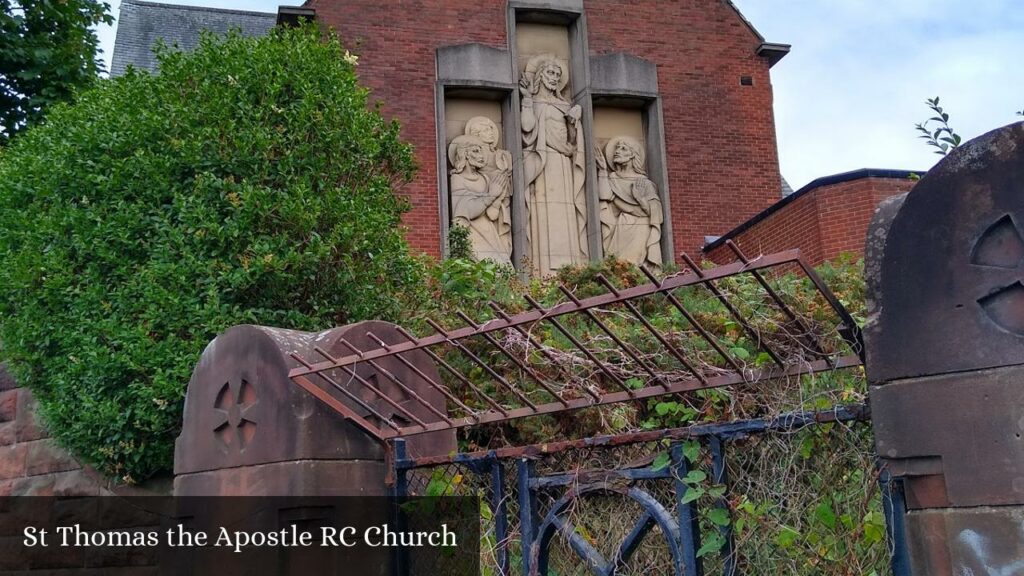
[0,26,422,482]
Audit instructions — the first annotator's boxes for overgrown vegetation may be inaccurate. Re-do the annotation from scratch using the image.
[914,96,962,156]
[401,253,882,575]
[0,26,423,482]
[401,254,865,446]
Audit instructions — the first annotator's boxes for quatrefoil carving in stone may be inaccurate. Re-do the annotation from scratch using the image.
[213,378,258,454]
[972,214,1024,335]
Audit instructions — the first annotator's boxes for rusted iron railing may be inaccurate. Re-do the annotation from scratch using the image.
[288,243,863,441]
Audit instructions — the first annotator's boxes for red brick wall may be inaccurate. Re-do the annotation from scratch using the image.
[307,0,782,259]
[704,176,916,266]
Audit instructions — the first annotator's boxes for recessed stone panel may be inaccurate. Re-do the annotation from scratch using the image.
[444,99,504,149]
[594,107,663,269]
[515,23,570,79]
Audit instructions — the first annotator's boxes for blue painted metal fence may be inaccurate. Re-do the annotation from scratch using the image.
[393,404,910,576]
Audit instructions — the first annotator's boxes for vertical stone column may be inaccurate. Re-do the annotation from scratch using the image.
[865,123,1024,574]
[174,321,455,496]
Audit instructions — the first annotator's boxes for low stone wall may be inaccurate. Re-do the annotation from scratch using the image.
[0,363,107,497]
[0,364,168,573]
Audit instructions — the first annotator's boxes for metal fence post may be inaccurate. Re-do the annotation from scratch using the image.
[517,458,537,576]
[709,436,736,576]
[491,458,510,575]
[391,438,409,576]
[672,442,704,576]
[879,468,911,576]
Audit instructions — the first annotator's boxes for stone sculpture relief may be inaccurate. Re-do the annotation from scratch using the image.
[448,133,513,265]
[520,53,587,276]
[597,136,663,269]
[463,116,512,261]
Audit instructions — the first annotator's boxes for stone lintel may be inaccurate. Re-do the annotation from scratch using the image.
[436,44,513,88]
[590,52,658,98]
[509,0,584,17]
[871,364,1024,509]
[174,459,388,497]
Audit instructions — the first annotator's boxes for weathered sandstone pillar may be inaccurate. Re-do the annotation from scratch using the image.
[865,122,1024,574]
[174,321,454,496]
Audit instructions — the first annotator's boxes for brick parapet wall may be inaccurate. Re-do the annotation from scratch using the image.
[704,175,916,266]
[307,0,783,259]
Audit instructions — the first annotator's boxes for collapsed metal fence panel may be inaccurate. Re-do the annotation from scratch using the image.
[288,243,864,441]
[286,244,908,574]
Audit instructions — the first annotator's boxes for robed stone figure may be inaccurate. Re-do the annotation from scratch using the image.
[598,136,663,269]
[449,134,513,265]
[520,54,587,276]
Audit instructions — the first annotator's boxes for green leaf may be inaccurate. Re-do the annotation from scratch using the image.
[707,508,731,526]
[683,470,707,484]
[683,440,701,463]
[655,402,676,416]
[863,512,886,544]
[625,377,644,390]
[814,501,837,530]
[730,347,750,360]
[651,452,671,472]
[775,526,800,548]
[799,435,815,459]
[681,488,704,504]
[696,532,725,558]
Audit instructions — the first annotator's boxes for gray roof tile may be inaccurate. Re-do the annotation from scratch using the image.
[110,0,277,76]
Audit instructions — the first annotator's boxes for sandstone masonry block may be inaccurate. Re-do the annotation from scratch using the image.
[0,443,27,480]
[15,389,48,442]
[25,438,81,477]
[0,389,18,422]
[0,422,16,447]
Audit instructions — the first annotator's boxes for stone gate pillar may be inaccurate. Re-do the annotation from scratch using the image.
[865,122,1024,573]
[174,321,455,496]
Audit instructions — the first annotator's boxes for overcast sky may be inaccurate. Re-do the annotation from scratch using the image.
[96,0,1023,190]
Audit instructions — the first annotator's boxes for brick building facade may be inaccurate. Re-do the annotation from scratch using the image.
[303,0,788,261]
[113,1,912,270]
[704,169,918,266]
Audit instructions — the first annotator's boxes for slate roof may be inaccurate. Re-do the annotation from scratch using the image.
[110,0,278,76]
[781,175,794,197]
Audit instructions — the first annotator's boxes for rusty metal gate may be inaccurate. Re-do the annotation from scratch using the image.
[287,243,910,575]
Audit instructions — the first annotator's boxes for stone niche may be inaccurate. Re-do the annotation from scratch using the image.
[516,19,589,275]
[435,1,672,276]
[174,321,454,496]
[444,97,514,266]
[594,106,666,270]
[515,23,571,91]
